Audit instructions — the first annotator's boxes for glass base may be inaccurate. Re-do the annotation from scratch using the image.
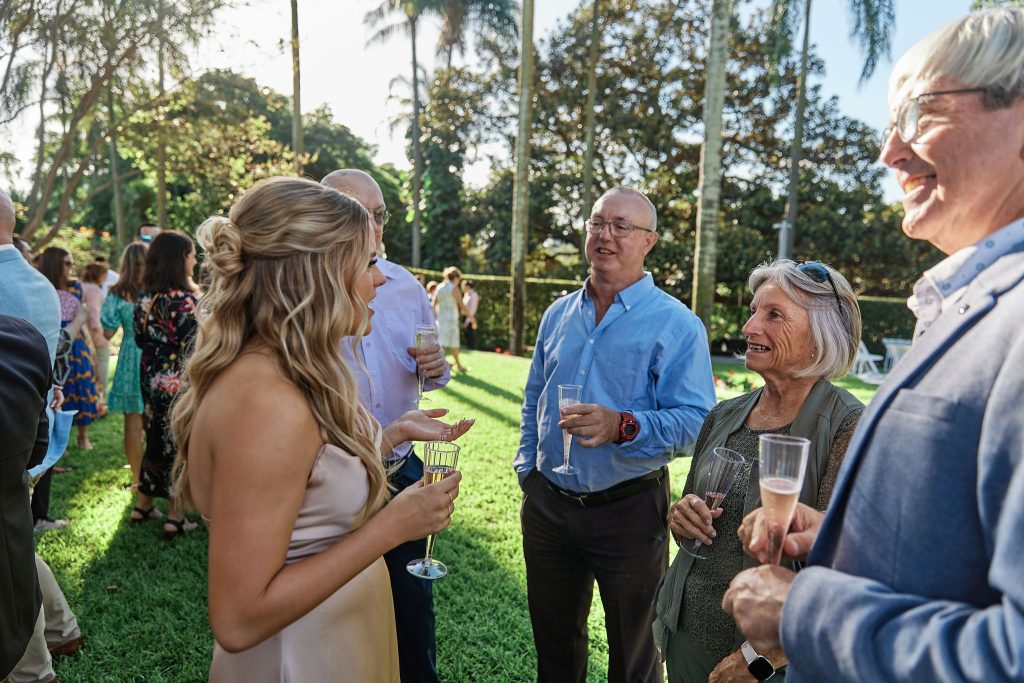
[407,558,447,580]
[552,463,579,475]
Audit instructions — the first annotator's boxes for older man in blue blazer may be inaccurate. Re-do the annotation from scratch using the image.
[721,8,1024,683]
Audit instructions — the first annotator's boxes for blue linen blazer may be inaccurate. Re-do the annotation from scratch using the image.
[780,246,1024,682]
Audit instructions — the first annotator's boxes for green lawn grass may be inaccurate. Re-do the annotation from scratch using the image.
[40,351,878,682]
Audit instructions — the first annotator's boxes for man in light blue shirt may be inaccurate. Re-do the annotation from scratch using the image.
[322,170,450,683]
[515,186,716,683]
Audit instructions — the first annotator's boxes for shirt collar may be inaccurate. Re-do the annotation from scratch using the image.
[375,256,403,281]
[582,272,654,310]
[919,217,1024,302]
[0,243,16,252]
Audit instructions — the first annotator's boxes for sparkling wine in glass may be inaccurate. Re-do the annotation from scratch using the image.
[683,447,746,559]
[414,324,438,403]
[758,434,811,565]
[407,441,461,580]
[553,384,583,476]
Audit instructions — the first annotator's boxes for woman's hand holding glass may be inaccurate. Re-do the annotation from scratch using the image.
[669,494,723,546]
[381,469,462,544]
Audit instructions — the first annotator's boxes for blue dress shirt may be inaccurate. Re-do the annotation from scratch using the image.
[343,257,450,461]
[514,274,717,493]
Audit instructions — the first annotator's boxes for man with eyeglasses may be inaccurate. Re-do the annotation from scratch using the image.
[320,169,451,683]
[724,8,1024,682]
[515,186,716,682]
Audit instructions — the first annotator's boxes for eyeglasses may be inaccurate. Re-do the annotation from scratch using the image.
[584,217,654,238]
[881,87,987,147]
[794,261,843,312]
[369,208,391,227]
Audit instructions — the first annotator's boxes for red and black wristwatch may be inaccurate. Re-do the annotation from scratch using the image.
[615,411,639,444]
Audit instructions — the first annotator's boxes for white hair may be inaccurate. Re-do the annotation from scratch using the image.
[748,259,862,381]
[597,186,658,232]
[889,7,1024,108]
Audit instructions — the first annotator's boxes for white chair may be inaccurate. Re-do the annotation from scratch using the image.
[851,341,885,383]
[881,337,912,372]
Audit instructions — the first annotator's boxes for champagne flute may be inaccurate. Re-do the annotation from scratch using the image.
[414,324,438,403]
[407,441,460,580]
[552,384,582,475]
[758,434,811,565]
[682,447,746,559]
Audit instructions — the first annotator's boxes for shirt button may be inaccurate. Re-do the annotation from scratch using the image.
[580,370,586,375]
[588,339,594,344]
[371,371,378,376]
[376,402,382,407]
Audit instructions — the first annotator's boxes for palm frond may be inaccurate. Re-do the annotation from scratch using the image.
[847,0,895,83]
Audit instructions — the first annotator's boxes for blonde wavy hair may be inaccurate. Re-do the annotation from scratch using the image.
[171,176,386,517]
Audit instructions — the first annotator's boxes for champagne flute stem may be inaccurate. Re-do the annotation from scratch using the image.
[423,533,436,563]
[690,539,702,555]
[563,434,572,470]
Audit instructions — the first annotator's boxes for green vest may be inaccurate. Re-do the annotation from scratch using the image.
[653,379,862,656]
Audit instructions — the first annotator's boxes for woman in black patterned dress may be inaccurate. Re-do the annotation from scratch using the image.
[133,231,198,539]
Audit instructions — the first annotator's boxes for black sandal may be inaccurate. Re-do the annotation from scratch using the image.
[128,506,161,527]
[162,518,196,541]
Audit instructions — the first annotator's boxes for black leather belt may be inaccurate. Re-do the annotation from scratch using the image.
[546,467,665,508]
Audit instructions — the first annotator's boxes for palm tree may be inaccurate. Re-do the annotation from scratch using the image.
[365,0,436,267]
[435,0,519,70]
[291,0,303,175]
[768,0,895,257]
[690,0,732,335]
[510,0,534,355]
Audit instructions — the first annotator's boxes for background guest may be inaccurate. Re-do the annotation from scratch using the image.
[654,259,864,682]
[134,231,198,539]
[460,279,479,350]
[81,261,110,416]
[434,267,474,373]
[95,255,119,295]
[38,248,98,454]
[102,243,148,493]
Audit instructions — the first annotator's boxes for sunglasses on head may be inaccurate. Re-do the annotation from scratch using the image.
[794,260,842,312]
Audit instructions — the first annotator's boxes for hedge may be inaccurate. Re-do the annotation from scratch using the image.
[405,267,914,356]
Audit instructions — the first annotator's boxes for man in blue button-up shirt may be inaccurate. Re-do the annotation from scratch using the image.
[515,186,716,683]
[322,170,451,683]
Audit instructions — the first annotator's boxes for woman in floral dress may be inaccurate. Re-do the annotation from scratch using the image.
[39,248,99,449]
[134,231,198,539]
[101,243,148,494]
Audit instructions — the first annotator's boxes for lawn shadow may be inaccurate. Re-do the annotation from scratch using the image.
[438,382,522,430]
[450,372,524,406]
[39,435,213,683]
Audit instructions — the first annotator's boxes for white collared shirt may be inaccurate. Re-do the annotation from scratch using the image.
[908,217,1024,339]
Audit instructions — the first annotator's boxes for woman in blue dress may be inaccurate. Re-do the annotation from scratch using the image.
[101,243,149,499]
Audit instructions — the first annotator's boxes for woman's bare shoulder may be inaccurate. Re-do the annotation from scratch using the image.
[195,351,320,452]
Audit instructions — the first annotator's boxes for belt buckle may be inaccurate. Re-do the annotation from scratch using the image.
[569,491,588,508]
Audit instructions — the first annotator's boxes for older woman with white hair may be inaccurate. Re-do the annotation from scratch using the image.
[653,259,865,682]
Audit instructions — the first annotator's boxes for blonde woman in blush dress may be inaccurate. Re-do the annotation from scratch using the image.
[170,177,467,682]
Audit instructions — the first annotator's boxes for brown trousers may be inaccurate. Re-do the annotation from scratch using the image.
[521,471,669,683]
